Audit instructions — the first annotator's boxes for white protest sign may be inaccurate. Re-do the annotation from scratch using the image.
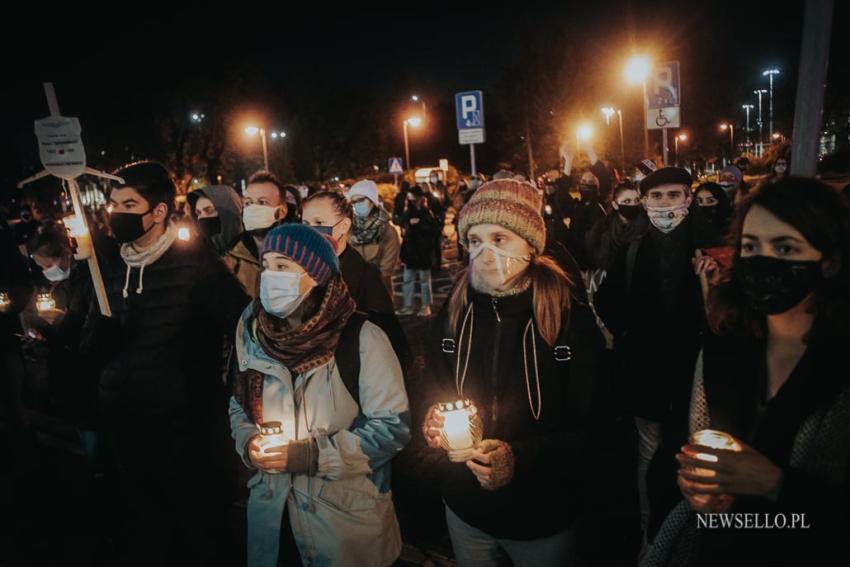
[34,116,87,179]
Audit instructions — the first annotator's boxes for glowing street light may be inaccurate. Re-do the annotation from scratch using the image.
[403,116,422,171]
[742,104,754,149]
[190,112,205,123]
[625,55,653,155]
[576,123,593,151]
[762,68,780,140]
[600,107,615,125]
[720,123,735,157]
[411,95,419,102]
[270,131,287,140]
[245,126,268,170]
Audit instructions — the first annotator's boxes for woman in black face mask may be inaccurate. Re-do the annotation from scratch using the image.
[586,181,648,271]
[647,177,850,566]
[694,182,733,237]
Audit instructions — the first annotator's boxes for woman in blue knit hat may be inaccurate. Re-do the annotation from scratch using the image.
[229,223,411,567]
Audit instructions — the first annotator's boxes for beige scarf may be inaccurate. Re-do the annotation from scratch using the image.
[120,223,178,297]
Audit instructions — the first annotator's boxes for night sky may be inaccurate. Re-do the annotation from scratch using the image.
[2,1,847,189]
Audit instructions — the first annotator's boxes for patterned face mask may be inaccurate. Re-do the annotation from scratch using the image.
[646,203,689,234]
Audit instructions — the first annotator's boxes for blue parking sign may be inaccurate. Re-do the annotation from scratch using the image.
[455,91,485,130]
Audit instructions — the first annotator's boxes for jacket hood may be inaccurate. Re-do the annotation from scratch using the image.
[188,185,244,254]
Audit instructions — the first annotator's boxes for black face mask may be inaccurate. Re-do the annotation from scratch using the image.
[109,210,154,244]
[617,204,642,220]
[733,255,823,315]
[198,216,222,239]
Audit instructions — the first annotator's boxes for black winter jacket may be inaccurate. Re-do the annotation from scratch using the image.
[423,286,605,540]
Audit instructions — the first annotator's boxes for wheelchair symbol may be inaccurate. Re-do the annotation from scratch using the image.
[655,110,671,127]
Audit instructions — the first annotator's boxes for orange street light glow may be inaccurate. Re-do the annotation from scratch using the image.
[625,55,652,84]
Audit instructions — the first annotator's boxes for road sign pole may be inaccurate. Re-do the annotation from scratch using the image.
[470,144,477,179]
[662,128,669,166]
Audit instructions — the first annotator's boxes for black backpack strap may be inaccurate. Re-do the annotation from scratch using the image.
[335,311,369,407]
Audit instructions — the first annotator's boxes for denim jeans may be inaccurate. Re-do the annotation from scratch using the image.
[402,267,432,308]
[445,504,577,567]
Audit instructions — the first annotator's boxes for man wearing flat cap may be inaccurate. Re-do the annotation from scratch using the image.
[594,167,721,547]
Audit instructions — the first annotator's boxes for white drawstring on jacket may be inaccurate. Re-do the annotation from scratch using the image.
[453,301,543,421]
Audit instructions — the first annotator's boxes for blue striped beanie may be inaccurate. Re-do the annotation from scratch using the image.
[260,224,340,285]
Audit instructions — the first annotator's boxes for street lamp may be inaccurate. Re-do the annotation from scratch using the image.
[753,89,768,156]
[576,123,593,151]
[190,112,205,123]
[270,131,287,140]
[411,95,427,120]
[674,133,687,166]
[762,68,780,141]
[742,104,754,150]
[403,116,422,172]
[601,106,626,166]
[625,55,652,156]
[720,123,735,158]
[245,126,269,171]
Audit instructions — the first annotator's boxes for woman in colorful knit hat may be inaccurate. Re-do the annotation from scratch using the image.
[229,223,410,567]
[420,179,605,566]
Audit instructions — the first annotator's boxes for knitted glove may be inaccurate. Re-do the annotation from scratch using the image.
[287,438,319,475]
[477,439,515,491]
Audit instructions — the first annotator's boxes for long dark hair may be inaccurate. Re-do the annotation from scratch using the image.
[708,176,850,341]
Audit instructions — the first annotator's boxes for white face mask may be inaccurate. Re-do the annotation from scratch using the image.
[469,242,530,286]
[43,264,70,282]
[775,165,787,174]
[646,203,690,234]
[243,204,279,232]
[260,270,306,318]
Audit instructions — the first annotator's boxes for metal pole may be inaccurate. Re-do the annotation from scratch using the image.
[260,128,269,171]
[618,110,625,167]
[662,128,669,166]
[470,144,477,179]
[768,73,775,140]
[642,79,650,156]
[791,0,834,176]
[730,126,735,157]
[403,121,411,172]
[674,136,679,166]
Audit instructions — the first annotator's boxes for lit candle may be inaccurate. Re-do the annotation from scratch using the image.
[438,399,483,462]
[63,213,92,260]
[36,292,56,313]
[256,421,290,473]
[0,291,10,313]
[688,429,743,508]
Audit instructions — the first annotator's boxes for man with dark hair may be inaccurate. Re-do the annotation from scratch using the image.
[223,170,290,297]
[594,167,720,549]
[85,160,249,566]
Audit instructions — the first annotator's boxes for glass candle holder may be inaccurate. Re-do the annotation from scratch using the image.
[437,399,483,462]
[63,213,92,260]
[688,429,743,509]
[256,421,290,474]
[36,293,56,313]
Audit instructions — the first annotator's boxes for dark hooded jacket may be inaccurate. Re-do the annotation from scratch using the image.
[187,185,244,256]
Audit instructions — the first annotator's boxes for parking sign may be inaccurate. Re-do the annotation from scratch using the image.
[455,91,485,145]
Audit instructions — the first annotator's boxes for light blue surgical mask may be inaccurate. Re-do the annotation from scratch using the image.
[260,270,306,318]
[43,264,70,282]
[353,201,372,218]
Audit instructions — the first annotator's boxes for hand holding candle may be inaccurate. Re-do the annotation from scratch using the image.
[248,422,291,473]
[677,429,784,509]
[429,400,484,462]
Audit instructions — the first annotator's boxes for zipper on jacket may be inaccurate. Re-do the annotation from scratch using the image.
[490,298,502,435]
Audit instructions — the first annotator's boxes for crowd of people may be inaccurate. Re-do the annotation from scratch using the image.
[2,148,850,566]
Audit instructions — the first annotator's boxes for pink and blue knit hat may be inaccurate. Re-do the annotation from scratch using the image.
[260,224,340,285]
